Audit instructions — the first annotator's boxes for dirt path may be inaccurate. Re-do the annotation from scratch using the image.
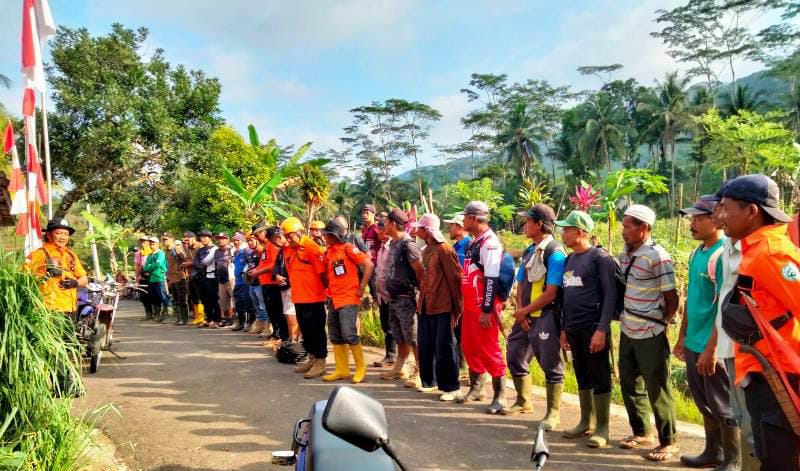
[76,301,701,470]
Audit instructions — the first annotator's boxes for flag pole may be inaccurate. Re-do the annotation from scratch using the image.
[40,91,53,219]
[86,203,102,278]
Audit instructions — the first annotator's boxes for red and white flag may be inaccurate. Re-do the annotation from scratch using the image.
[4,123,27,215]
[21,0,56,92]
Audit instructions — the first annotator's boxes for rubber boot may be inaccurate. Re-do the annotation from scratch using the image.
[141,303,153,321]
[456,372,486,403]
[740,437,760,471]
[323,345,351,381]
[681,417,723,467]
[191,305,205,325]
[350,344,367,384]
[304,358,327,379]
[295,354,316,374]
[152,305,163,323]
[158,305,170,323]
[501,375,533,415]
[176,305,189,325]
[714,424,741,471]
[486,376,507,414]
[563,389,595,438]
[587,392,612,448]
[541,383,562,431]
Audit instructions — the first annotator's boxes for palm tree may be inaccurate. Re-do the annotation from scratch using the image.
[353,168,387,210]
[573,91,631,171]
[330,181,355,217]
[495,100,544,180]
[718,84,767,117]
[637,71,691,217]
[297,163,330,227]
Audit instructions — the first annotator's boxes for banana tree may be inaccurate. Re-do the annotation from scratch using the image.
[80,211,132,274]
[601,169,668,253]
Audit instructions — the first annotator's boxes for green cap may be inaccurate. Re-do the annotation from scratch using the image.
[555,210,594,233]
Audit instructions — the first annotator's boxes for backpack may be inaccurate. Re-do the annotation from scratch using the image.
[518,239,565,308]
[385,238,419,297]
[276,340,307,364]
[471,235,517,302]
[564,246,628,321]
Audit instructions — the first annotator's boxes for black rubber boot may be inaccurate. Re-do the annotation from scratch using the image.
[486,376,507,415]
[456,372,486,403]
[681,417,723,468]
[714,424,741,471]
[141,303,153,321]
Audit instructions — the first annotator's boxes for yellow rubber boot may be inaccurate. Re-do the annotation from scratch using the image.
[350,344,367,384]
[191,304,205,325]
[322,345,351,382]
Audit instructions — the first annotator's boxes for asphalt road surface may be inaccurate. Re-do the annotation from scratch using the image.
[76,301,702,470]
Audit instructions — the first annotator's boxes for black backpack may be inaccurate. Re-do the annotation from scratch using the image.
[276,340,307,364]
[385,238,419,297]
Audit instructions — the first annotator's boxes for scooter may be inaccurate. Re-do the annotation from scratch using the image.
[75,279,121,373]
[273,386,405,471]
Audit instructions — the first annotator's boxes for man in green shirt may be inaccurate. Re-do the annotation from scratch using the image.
[143,237,169,323]
[674,195,739,470]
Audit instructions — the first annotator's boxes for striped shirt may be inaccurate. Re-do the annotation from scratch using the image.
[618,239,676,339]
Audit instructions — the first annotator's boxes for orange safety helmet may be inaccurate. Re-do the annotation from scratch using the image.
[280,217,304,235]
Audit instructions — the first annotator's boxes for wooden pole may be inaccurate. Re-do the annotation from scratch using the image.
[41,92,53,219]
[86,203,102,279]
[674,183,684,246]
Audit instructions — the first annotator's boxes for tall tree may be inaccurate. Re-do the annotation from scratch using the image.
[387,99,442,210]
[47,24,222,223]
[343,101,400,200]
[573,91,631,171]
[460,73,509,157]
[495,100,545,180]
[577,64,624,86]
[637,71,691,216]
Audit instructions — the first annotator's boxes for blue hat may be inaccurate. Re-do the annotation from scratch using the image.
[722,174,792,223]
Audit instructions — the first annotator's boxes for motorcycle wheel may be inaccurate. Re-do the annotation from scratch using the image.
[89,323,106,374]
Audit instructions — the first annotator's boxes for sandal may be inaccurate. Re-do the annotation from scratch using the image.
[197,322,209,328]
[646,444,679,462]
[619,435,654,449]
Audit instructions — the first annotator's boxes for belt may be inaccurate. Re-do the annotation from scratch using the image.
[747,312,793,345]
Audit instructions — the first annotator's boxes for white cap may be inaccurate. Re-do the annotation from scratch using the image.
[443,212,465,226]
[624,204,656,226]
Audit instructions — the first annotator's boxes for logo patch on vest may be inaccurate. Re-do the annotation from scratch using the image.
[782,262,800,282]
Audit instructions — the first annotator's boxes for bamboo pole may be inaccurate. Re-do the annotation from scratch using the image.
[86,203,102,279]
[41,92,53,219]
[674,183,684,246]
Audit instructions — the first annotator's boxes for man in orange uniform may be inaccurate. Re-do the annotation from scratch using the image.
[719,174,800,470]
[29,218,89,315]
[321,219,374,384]
[281,217,329,379]
[249,224,286,339]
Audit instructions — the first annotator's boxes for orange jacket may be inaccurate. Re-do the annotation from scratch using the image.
[734,224,800,384]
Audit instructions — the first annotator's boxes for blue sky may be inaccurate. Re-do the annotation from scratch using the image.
[0,0,768,173]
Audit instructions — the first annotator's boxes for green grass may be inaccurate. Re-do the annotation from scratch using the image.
[0,250,100,470]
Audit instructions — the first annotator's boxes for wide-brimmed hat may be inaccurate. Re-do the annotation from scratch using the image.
[324,219,347,242]
[45,218,75,235]
[412,213,445,243]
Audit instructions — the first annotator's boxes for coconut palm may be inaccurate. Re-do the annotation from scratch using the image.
[718,84,767,117]
[495,100,545,180]
[352,168,387,210]
[573,91,632,171]
[330,181,355,217]
[297,163,330,227]
[637,71,691,217]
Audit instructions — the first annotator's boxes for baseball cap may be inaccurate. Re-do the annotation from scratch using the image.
[216,232,229,239]
[149,236,159,243]
[443,212,465,226]
[251,223,267,235]
[624,204,656,227]
[555,210,594,233]
[197,229,213,238]
[517,204,556,222]
[680,195,719,216]
[183,231,196,238]
[722,174,793,223]
[412,213,445,243]
[387,208,409,226]
[139,235,150,241]
[464,201,490,217]
[233,231,246,243]
[362,204,377,214]
[323,219,347,242]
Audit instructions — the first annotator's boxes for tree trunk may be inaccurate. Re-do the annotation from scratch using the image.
[668,136,676,219]
[56,187,87,218]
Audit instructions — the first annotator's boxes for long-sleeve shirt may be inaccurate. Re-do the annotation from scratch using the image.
[143,250,167,283]
[193,244,218,279]
[419,241,463,316]
[234,247,250,286]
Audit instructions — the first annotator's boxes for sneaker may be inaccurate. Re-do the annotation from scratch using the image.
[439,391,458,402]
[417,385,438,393]
[303,358,326,379]
[243,323,252,332]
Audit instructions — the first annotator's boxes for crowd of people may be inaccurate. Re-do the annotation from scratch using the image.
[28,173,800,470]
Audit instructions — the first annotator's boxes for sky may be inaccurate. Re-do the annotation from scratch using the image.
[0,0,773,173]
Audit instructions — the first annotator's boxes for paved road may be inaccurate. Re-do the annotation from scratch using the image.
[76,301,701,470]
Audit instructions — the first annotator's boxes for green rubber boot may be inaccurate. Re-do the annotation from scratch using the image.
[587,392,611,448]
[500,375,533,415]
[563,389,595,438]
[541,383,562,431]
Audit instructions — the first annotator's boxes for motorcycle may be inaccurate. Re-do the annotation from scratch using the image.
[274,386,551,470]
[75,279,120,373]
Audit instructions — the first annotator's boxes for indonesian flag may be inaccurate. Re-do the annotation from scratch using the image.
[4,123,27,215]
[26,143,47,205]
[21,0,56,92]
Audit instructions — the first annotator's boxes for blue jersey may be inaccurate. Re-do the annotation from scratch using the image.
[233,247,251,286]
[452,236,472,266]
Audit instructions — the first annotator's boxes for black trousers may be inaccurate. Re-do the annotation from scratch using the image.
[378,301,396,356]
[262,285,289,341]
[418,312,460,392]
[169,279,189,308]
[566,325,612,394]
[198,278,221,323]
[295,302,328,359]
[744,373,800,470]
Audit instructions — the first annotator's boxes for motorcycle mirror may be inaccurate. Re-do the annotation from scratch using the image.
[531,422,550,470]
[322,386,389,453]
